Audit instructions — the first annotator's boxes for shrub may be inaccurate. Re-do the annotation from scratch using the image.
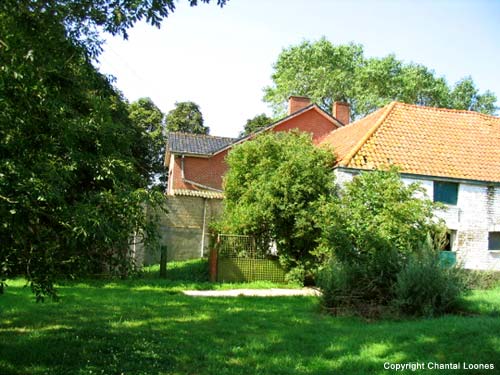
[393,241,469,317]
[319,168,446,307]
[464,270,500,290]
[318,260,364,309]
[219,131,336,284]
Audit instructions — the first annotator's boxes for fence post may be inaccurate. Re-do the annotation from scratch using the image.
[209,234,219,282]
[159,245,167,278]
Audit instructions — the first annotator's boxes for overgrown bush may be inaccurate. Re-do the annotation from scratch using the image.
[219,131,336,284]
[319,168,445,307]
[318,260,367,308]
[463,270,500,290]
[393,240,470,317]
[317,169,470,317]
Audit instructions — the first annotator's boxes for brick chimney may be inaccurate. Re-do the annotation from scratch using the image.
[288,96,311,115]
[332,101,350,125]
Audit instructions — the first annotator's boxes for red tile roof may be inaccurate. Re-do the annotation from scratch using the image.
[321,102,500,183]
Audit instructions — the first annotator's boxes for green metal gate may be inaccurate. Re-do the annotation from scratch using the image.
[215,234,286,283]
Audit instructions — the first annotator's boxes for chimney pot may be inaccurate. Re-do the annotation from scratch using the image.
[333,101,350,125]
[288,96,311,115]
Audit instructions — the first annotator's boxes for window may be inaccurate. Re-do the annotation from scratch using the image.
[433,181,458,205]
[488,232,500,251]
[441,230,457,251]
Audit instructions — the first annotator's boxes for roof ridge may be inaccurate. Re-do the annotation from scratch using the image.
[210,103,341,157]
[341,101,397,166]
[393,101,500,120]
[168,131,237,140]
[331,104,388,133]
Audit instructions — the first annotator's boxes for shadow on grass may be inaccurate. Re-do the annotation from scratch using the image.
[1,281,500,375]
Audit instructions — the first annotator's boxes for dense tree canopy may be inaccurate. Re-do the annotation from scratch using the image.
[128,98,166,189]
[264,38,497,119]
[165,101,209,134]
[219,132,336,283]
[239,113,274,137]
[0,0,226,300]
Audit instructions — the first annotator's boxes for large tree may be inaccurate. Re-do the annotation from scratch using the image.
[264,38,497,120]
[239,113,274,137]
[128,98,166,190]
[0,0,226,300]
[449,76,497,113]
[219,131,336,283]
[165,101,209,134]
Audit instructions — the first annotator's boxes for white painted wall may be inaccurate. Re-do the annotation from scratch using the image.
[334,168,500,270]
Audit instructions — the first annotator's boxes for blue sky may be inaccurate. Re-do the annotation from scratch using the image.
[97,0,500,138]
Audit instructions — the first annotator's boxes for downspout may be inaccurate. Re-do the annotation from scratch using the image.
[200,198,207,257]
[181,155,186,179]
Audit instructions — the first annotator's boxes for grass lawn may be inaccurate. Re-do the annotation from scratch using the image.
[1,260,499,375]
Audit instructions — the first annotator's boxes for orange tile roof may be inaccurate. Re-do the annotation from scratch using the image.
[320,102,500,183]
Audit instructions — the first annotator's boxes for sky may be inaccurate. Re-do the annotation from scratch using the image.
[97,0,500,138]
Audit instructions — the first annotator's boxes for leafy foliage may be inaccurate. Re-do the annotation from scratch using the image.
[318,169,448,310]
[128,98,166,189]
[9,0,227,58]
[239,113,274,137]
[393,238,470,317]
[1,0,226,300]
[449,77,497,114]
[219,131,336,283]
[464,270,500,290]
[165,101,209,134]
[264,38,497,119]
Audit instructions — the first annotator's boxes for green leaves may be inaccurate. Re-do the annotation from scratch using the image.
[0,5,168,300]
[239,113,273,137]
[319,168,446,304]
[220,131,336,283]
[128,98,166,189]
[264,38,497,120]
[165,101,209,135]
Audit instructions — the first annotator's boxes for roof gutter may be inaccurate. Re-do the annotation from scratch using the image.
[335,166,500,186]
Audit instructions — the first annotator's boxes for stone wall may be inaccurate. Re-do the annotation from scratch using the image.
[334,168,500,271]
[142,195,223,265]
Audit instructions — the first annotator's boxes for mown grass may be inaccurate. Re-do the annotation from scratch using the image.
[1,260,499,375]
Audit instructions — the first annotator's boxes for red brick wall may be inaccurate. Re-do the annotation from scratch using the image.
[172,150,229,191]
[271,108,336,144]
[170,107,337,192]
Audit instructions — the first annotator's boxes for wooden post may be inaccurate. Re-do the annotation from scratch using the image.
[159,245,167,278]
[209,234,219,282]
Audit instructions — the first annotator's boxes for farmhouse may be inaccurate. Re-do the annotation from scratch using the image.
[161,97,500,270]
[321,101,500,270]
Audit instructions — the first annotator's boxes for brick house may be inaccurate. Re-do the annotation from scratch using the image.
[159,97,347,261]
[321,101,500,270]
[165,96,346,195]
[161,97,500,270]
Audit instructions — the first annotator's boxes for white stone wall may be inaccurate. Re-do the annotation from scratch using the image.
[334,168,355,187]
[455,184,500,270]
[334,168,500,270]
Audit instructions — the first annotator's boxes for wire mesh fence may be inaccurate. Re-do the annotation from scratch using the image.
[214,233,286,283]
